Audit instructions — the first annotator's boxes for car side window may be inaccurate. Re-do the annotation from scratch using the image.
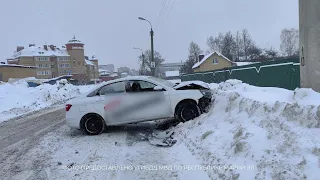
[127,80,160,92]
[139,81,156,89]
[99,81,125,95]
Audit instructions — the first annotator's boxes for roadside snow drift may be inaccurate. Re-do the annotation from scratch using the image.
[0,79,90,123]
[173,79,320,180]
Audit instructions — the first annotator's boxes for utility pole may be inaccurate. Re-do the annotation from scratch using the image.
[133,47,145,75]
[141,53,145,75]
[138,17,155,77]
[150,28,155,76]
[299,0,320,92]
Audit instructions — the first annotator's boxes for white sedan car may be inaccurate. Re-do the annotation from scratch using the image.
[65,76,212,135]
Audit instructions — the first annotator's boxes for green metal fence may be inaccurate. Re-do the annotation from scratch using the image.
[181,57,300,90]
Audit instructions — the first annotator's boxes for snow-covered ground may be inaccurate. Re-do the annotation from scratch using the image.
[173,79,320,179]
[2,79,320,180]
[0,79,94,123]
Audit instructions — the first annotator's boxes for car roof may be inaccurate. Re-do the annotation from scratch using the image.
[84,76,155,96]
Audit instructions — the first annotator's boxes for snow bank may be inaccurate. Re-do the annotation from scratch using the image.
[172,79,320,179]
[0,79,88,123]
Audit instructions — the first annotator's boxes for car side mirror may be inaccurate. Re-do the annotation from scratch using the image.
[154,85,165,91]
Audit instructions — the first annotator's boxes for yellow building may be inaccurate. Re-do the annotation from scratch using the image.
[0,64,37,82]
[7,36,99,84]
[192,52,234,72]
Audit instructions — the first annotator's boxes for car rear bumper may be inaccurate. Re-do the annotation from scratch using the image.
[66,115,81,129]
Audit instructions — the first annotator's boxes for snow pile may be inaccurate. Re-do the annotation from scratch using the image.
[173,79,320,179]
[0,79,85,122]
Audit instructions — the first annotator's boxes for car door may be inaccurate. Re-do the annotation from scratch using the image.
[92,81,126,125]
[122,80,173,123]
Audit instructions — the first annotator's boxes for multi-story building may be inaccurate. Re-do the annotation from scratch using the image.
[7,36,99,84]
[99,64,114,73]
[157,62,184,77]
[118,67,130,74]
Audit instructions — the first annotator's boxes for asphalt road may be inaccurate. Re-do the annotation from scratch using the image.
[0,107,66,179]
[0,107,65,151]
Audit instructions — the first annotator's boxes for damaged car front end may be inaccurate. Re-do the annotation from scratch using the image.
[173,81,213,113]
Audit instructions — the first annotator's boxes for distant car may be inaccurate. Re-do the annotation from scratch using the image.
[65,76,212,135]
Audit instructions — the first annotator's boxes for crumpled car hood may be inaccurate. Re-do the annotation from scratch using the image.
[173,81,210,90]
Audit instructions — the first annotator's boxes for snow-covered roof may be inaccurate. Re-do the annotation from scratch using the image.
[165,71,180,77]
[0,64,37,68]
[43,75,72,82]
[67,36,83,44]
[234,62,256,66]
[192,51,232,69]
[110,73,118,77]
[11,45,69,59]
[85,60,95,66]
[160,62,184,67]
[99,69,109,73]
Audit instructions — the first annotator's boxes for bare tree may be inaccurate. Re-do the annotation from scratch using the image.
[138,50,165,76]
[206,33,224,52]
[241,29,253,61]
[221,31,236,60]
[234,31,243,61]
[248,45,262,60]
[280,28,299,56]
[265,47,278,58]
[181,42,203,74]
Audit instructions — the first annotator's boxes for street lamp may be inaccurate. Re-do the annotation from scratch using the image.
[133,47,145,75]
[138,16,155,77]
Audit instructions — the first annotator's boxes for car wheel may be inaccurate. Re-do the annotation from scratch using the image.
[176,102,201,122]
[82,114,105,135]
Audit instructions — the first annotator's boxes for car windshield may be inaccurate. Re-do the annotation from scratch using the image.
[148,76,176,87]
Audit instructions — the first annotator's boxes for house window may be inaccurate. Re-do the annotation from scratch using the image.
[58,63,70,68]
[213,58,218,64]
[37,71,51,75]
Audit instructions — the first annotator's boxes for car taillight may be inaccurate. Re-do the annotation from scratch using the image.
[66,104,72,111]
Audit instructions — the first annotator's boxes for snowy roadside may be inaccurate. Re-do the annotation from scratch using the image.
[0,79,95,124]
[172,80,320,179]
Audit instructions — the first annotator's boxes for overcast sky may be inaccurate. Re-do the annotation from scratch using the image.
[0,0,298,70]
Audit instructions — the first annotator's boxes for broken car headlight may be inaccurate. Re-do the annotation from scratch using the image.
[200,89,212,97]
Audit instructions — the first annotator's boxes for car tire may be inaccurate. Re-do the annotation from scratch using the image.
[82,114,105,135]
[176,102,201,122]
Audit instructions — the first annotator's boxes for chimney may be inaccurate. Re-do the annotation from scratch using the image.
[49,45,55,51]
[198,54,205,62]
[44,45,48,51]
[16,46,24,52]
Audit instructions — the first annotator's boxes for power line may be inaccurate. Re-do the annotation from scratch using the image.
[160,0,170,20]
[165,0,176,20]
[156,0,167,27]
[157,0,172,27]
